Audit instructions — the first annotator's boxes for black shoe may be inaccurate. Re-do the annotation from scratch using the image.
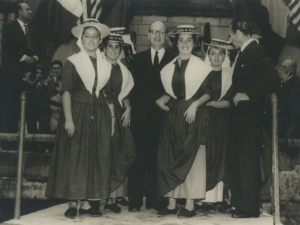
[104,203,121,213]
[64,208,77,219]
[78,207,103,217]
[128,206,140,212]
[116,197,129,206]
[146,202,160,211]
[157,207,177,217]
[218,204,235,214]
[177,208,196,219]
[204,203,215,212]
[194,203,205,211]
[231,210,260,218]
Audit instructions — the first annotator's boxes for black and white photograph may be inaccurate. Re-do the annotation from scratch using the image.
[0,0,299,224]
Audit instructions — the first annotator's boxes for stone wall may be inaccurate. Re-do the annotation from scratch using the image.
[128,15,232,53]
[279,147,300,225]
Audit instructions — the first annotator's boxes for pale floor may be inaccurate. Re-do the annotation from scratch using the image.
[3,203,273,225]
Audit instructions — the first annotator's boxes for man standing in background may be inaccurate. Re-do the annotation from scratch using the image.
[128,21,175,212]
[1,3,38,148]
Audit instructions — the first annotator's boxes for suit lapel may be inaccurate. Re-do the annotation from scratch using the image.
[13,20,26,39]
[236,41,256,67]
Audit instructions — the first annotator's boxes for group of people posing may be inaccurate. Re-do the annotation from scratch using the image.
[45,18,278,220]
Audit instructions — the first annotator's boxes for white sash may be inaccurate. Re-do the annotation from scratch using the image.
[68,49,111,97]
[117,59,134,107]
[160,55,212,100]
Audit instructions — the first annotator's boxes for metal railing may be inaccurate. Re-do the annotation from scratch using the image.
[0,92,55,220]
[0,92,289,223]
[271,93,281,225]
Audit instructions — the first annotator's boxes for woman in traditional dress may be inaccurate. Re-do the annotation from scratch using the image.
[155,25,212,219]
[46,19,114,219]
[196,39,233,211]
[101,31,135,213]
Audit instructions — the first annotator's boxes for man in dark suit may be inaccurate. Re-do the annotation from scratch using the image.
[278,59,300,138]
[1,3,38,140]
[128,21,176,212]
[225,20,278,218]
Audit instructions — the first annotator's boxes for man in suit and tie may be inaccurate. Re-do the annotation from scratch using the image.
[128,21,176,212]
[1,3,38,142]
[225,20,278,218]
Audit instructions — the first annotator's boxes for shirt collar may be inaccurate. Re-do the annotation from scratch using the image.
[17,18,26,27]
[241,38,257,52]
[151,47,165,64]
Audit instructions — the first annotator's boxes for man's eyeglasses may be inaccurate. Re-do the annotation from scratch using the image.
[149,30,166,36]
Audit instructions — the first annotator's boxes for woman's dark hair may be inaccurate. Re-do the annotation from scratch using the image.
[172,33,197,55]
[207,46,226,55]
[230,20,254,36]
[100,39,123,52]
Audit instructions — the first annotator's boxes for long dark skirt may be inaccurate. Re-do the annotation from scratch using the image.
[206,107,229,191]
[46,98,112,200]
[157,98,209,198]
[110,102,135,194]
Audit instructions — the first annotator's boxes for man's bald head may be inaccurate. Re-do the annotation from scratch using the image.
[281,59,297,74]
[16,3,32,22]
[148,21,167,51]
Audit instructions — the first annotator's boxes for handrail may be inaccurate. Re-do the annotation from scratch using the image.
[14,91,27,220]
[271,93,281,225]
[0,133,55,142]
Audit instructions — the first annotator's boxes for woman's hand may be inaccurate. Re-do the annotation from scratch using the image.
[65,120,75,137]
[111,117,116,137]
[184,102,198,124]
[121,108,131,127]
[156,99,169,111]
[206,101,216,107]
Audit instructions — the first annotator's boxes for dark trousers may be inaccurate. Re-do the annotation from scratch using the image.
[128,111,163,208]
[229,120,262,212]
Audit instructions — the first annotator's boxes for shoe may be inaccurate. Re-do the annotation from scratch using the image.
[78,207,103,217]
[231,210,260,218]
[177,208,196,219]
[104,203,121,213]
[116,197,129,206]
[157,207,177,217]
[146,202,160,211]
[128,206,140,212]
[64,208,77,219]
[194,203,205,211]
[204,204,215,212]
[218,204,235,214]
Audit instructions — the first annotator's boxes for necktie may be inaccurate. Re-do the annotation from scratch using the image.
[24,24,34,51]
[154,51,159,68]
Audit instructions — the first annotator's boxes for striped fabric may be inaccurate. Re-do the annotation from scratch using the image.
[283,0,300,31]
[80,0,103,24]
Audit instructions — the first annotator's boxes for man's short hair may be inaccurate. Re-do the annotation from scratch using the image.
[230,20,254,36]
[15,4,22,18]
[51,60,63,68]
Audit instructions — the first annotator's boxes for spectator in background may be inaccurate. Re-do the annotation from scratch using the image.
[45,60,63,99]
[278,59,300,138]
[49,78,62,133]
[1,3,38,149]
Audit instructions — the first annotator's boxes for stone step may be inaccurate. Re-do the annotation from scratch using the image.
[0,150,51,179]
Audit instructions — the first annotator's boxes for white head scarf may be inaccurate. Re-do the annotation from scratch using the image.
[67,28,111,97]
